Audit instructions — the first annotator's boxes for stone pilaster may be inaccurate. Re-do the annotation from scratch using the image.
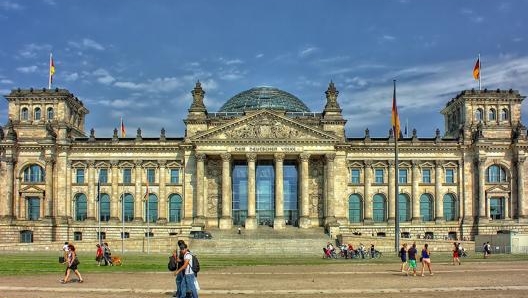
[87,160,96,221]
[195,153,206,225]
[363,160,373,223]
[299,153,311,228]
[388,160,395,222]
[44,157,55,218]
[158,160,167,223]
[110,160,119,221]
[219,153,233,229]
[1,158,14,220]
[133,160,143,221]
[517,157,526,220]
[434,160,444,223]
[478,157,488,223]
[325,153,336,224]
[274,153,285,229]
[411,160,420,222]
[245,153,257,229]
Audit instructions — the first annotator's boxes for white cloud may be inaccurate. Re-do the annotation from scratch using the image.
[382,35,396,41]
[16,65,38,73]
[0,0,23,10]
[0,79,13,84]
[93,68,115,85]
[68,38,105,51]
[299,46,318,58]
[43,0,56,5]
[459,8,484,23]
[256,53,264,58]
[63,72,79,82]
[17,43,52,59]
[219,58,243,65]
[115,77,184,93]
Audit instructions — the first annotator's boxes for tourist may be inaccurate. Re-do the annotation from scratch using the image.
[61,244,83,284]
[370,244,375,258]
[400,243,408,272]
[103,242,113,265]
[173,240,186,298]
[485,242,491,258]
[452,242,461,265]
[420,243,433,276]
[174,243,198,298]
[95,243,103,266]
[407,243,418,276]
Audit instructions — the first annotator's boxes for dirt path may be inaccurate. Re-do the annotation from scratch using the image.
[0,261,527,298]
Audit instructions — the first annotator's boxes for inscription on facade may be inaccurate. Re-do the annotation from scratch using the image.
[231,146,299,153]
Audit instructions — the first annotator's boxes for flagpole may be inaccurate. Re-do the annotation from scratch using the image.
[393,80,401,253]
[146,172,150,255]
[478,53,481,91]
[48,53,52,90]
[121,192,124,255]
[97,172,102,247]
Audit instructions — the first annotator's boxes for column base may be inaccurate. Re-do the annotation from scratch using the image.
[133,217,143,223]
[0,215,14,223]
[244,216,257,230]
[157,218,168,225]
[478,216,490,224]
[299,216,311,228]
[434,217,445,224]
[364,218,374,225]
[411,217,422,224]
[324,216,338,226]
[219,217,233,229]
[273,217,285,230]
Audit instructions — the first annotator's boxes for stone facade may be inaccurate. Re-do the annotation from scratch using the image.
[1,83,528,246]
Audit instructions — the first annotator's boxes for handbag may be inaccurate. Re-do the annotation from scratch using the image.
[72,257,80,266]
[59,256,65,263]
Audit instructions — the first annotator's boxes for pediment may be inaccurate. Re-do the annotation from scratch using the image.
[486,184,510,193]
[20,185,45,194]
[192,110,339,142]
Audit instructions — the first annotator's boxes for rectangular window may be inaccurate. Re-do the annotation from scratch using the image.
[351,169,360,184]
[170,169,180,184]
[445,169,454,184]
[375,169,384,184]
[398,169,408,184]
[422,169,431,183]
[123,168,132,184]
[99,169,108,183]
[147,168,155,184]
[76,169,85,184]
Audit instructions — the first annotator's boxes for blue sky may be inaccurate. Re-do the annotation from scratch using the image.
[1,0,528,138]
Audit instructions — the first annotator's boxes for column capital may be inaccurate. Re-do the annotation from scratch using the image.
[274,153,285,162]
[110,160,119,167]
[299,152,311,162]
[87,159,96,167]
[325,153,336,162]
[246,153,257,162]
[411,160,419,167]
[517,156,526,165]
[475,156,486,166]
[364,160,373,167]
[387,160,394,167]
[435,160,443,168]
[221,152,231,162]
[195,153,206,162]
[44,157,55,166]
[134,159,143,167]
[157,160,167,167]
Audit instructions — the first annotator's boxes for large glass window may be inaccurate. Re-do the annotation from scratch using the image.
[123,193,134,222]
[443,193,457,221]
[123,168,132,184]
[373,194,386,222]
[99,169,108,183]
[47,107,54,120]
[348,194,362,223]
[76,169,85,184]
[232,161,248,226]
[168,194,183,222]
[145,194,158,223]
[147,168,155,184]
[21,107,29,121]
[23,164,45,182]
[422,169,431,183]
[398,193,410,222]
[283,161,298,225]
[99,193,110,221]
[256,160,274,225]
[475,108,483,121]
[74,193,87,221]
[445,169,454,184]
[488,108,496,121]
[486,165,507,183]
[350,169,360,184]
[34,107,41,120]
[375,169,384,184]
[399,169,408,184]
[501,108,509,121]
[420,193,433,221]
[27,197,40,220]
[490,197,505,220]
[170,169,180,184]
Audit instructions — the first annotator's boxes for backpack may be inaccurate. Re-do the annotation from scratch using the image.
[186,253,200,276]
[168,255,177,271]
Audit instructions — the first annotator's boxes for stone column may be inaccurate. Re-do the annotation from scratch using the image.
[363,161,373,223]
[87,160,96,221]
[518,157,526,219]
[325,153,336,224]
[435,160,444,222]
[65,160,72,220]
[44,157,54,218]
[158,160,167,223]
[219,153,233,229]
[245,153,257,229]
[195,153,206,225]
[411,160,420,222]
[274,153,285,229]
[388,160,395,222]
[299,153,311,228]
[134,160,143,221]
[110,160,119,221]
[478,157,488,222]
[1,158,15,220]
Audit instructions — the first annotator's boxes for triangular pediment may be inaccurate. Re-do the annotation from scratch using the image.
[192,110,338,142]
[20,185,45,194]
[486,184,510,193]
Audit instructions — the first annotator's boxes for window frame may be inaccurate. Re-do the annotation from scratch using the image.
[350,168,361,184]
[445,168,455,184]
[374,168,384,184]
[422,168,431,183]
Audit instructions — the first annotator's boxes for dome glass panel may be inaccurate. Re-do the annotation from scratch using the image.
[219,87,310,113]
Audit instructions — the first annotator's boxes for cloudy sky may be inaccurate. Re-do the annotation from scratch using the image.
[1,0,528,138]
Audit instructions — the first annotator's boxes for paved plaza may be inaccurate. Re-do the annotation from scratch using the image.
[0,260,527,298]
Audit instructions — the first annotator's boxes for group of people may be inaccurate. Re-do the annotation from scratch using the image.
[399,242,433,277]
[171,240,199,298]
[60,242,84,284]
[324,242,378,259]
[483,241,492,258]
[95,242,113,266]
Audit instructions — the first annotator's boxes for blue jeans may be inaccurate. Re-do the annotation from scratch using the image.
[180,273,198,298]
[175,271,184,296]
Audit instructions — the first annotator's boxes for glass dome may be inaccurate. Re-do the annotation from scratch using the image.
[218,86,310,113]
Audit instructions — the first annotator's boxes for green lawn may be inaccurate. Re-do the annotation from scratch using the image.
[0,251,527,276]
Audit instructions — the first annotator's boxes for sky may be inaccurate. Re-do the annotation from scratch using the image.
[1,0,528,138]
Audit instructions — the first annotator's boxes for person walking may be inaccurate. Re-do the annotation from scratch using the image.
[420,243,433,276]
[406,243,418,276]
[399,243,408,273]
[60,244,84,284]
[452,242,461,265]
[103,242,113,266]
[95,244,103,266]
[174,243,198,298]
[173,240,186,298]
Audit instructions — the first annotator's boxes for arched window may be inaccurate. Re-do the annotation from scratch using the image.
[99,193,110,221]
[34,107,41,120]
[475,108,483,121]
[23,164,45,182]
[123,193,134,222]
[398,193,411,222]
[373,194,386,222]
[500,108,509,121]
[145,194,158,223]
[420,193,434,221]
[486,165,507,183]
[488,108,496,121]
[47,107,54,120]
[168,194,183,222]
[21,107,29,121]
[443,193,457,221]
[348,194,363,223]
[74,193,87,221]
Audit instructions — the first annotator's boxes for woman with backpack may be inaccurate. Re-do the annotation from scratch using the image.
[420,243,433,276]
[174,243,198,298]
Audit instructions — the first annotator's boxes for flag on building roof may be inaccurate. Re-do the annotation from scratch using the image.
[48,53,55,89]
[120,117,126,138]
[473,57,480,80]
[391,80,401,138]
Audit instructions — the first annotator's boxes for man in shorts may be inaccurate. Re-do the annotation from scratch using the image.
[407,243,418,276]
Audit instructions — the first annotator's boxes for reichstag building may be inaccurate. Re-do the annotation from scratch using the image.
[1,82,527,245]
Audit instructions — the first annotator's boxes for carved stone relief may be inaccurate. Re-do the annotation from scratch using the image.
[309,157,325,219]
[206,159,221,217]
[224,116,310,139]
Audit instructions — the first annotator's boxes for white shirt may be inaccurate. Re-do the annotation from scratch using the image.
[184,252,194,275]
